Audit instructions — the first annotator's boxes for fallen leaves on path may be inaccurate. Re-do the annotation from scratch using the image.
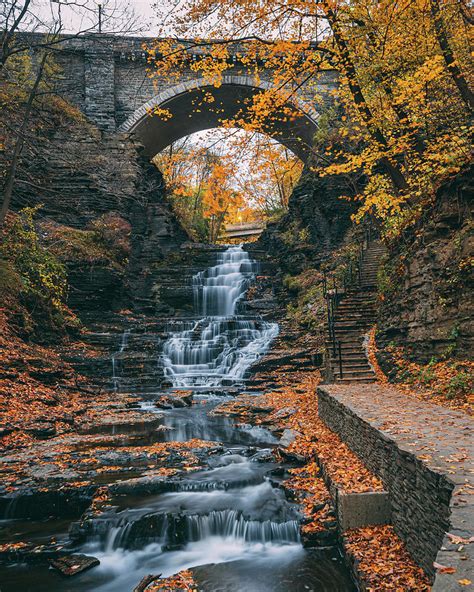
[381,344,473,415]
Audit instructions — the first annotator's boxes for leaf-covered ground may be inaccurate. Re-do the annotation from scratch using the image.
[367,327,473,415]
[213,369,432,590]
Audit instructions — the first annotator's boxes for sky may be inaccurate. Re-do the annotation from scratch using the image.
[30,1,177,37]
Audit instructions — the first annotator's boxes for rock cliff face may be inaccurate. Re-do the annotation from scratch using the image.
[258,169,356,273]
[377,165,473,361]
[10,118,191,315]
[127,157,191,313]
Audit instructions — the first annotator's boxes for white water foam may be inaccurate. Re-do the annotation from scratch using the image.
[161,246,278,387]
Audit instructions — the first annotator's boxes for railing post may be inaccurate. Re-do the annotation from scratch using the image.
[338,341,343,379]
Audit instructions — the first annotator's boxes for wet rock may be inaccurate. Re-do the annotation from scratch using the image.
[154,398,174,409]
[49,554,100,576]
[273,407,297,420]
[0,485,96,520]
[301,525,338,548]
[109,475,179,497]
[249,404,273,413]
[29,465,80,482]
[27,422,56,439]
[79,413,163,436]
[133,574,162,592]
[250,449,275,463]
[279,429,302,447]
[277,448,306,464]
[155,392,193,410]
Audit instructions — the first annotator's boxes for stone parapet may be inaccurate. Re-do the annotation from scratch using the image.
[317,384,473,588]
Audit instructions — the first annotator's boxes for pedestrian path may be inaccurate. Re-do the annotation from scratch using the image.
[317,383,473,591]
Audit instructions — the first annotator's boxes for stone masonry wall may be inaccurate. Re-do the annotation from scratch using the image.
[17,32,337,133]
[317,386,458,580]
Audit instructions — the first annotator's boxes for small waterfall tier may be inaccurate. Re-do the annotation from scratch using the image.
[161,246,278,387]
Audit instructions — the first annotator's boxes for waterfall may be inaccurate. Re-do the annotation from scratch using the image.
[111,329,130,391]
[186,510,300,544]
[161,246,278,387]
[95,510,299,551]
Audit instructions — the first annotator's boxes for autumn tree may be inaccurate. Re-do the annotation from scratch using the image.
[156,129,303,239]
[148,0,473,238]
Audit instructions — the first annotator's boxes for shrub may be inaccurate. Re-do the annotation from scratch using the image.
[42,213,131,268]
[445,371,472,400]
[1,207,75,336]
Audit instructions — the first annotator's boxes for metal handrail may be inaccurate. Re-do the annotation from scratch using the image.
[324,223,378,380]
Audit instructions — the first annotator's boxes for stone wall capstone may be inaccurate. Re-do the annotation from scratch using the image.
[318,388,451,578]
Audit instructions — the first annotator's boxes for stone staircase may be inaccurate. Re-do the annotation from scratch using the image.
[327,241,386,383]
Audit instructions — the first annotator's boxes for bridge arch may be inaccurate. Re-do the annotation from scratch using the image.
[119,75,320,161]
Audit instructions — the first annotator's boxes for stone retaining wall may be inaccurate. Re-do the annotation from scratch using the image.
[317,387,454,580]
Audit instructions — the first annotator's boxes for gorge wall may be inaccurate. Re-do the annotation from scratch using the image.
[9,114,190,315]
[377,164,473,362]
[258,168,356,274]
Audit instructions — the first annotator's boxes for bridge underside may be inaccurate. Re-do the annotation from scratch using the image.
[123,82,319,161]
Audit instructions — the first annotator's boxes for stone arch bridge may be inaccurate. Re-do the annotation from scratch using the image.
[33,33,337,160]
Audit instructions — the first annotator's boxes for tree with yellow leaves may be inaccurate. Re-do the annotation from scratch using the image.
[148,0,472,238]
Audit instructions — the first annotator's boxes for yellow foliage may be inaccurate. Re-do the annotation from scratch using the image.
[146,0,472,237]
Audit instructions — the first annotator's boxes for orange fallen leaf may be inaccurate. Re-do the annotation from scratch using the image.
[433,562,456,574]
[447,533,474,545]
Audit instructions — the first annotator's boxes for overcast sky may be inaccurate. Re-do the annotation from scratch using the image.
[30,0,167,37]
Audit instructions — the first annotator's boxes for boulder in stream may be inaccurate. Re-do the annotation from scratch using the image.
[279,429,302,447]
[49,554,100,576]
[155,391,193,409]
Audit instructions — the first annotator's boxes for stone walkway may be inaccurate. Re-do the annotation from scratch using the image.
[317,384,473,591]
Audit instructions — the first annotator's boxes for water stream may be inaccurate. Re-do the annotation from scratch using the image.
[0,246,355,591]
[161,246,279,388]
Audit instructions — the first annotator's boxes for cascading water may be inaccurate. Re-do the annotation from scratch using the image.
[111,329,130,391]
[0,247,355,592]
[161,246,278,387]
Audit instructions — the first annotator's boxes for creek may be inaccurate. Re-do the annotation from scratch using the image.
[0,246,355,591]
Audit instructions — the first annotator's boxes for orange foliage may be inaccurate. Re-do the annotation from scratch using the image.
[148,0,472,237]
[344,525,431,591]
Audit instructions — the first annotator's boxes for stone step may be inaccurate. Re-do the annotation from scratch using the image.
[330,360,371,369]
[332,331,369,339]
[335,311,375,318]
[325,339,363,347]
[336,369,375,377]
[334,377,376,383]
[334,370,376,379]
[333,325,372,332]
[335,316,374,321]
[330,351,368,359]
[328,351,364,359]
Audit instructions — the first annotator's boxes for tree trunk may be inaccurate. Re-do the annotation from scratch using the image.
[323,4,409,191]
[430,0,474,112]
[0,53,48,227]
[0,0,32,68]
